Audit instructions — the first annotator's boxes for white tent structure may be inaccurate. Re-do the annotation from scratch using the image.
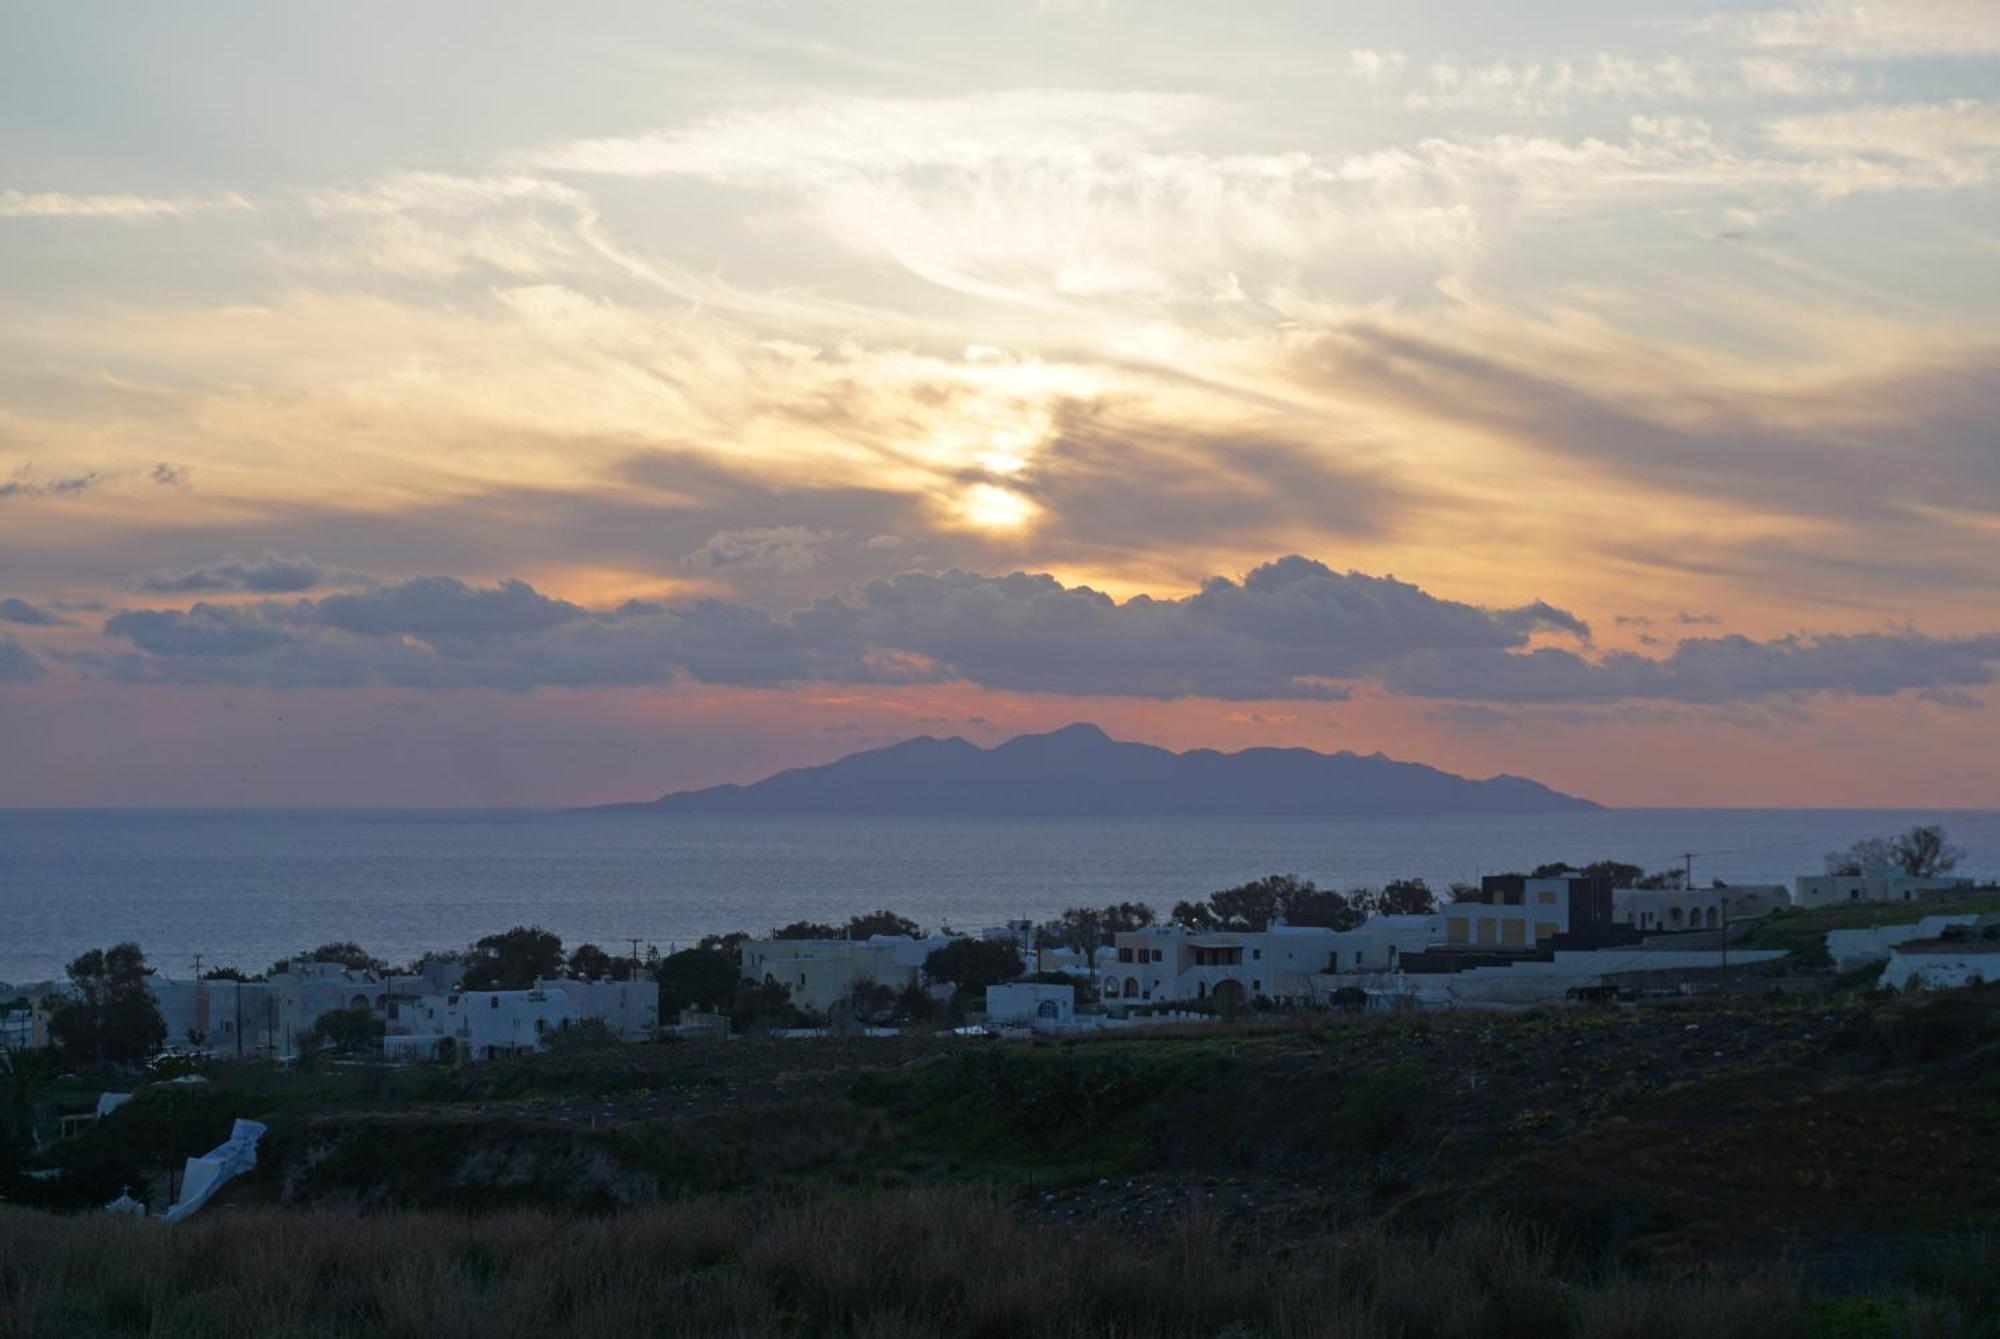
[161,1118,266,1224]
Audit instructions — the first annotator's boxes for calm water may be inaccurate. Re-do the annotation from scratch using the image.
[2,808,1995,983]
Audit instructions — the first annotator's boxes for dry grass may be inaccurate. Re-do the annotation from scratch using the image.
[3,1194,1982,1339]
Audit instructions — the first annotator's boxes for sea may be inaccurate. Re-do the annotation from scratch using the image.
[2,808,1996,985]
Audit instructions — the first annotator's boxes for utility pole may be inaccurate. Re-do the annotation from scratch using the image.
[191,952,203,980]
[1681,852,1694,890]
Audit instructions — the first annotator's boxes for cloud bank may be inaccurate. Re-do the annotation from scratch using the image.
[82,556,2000,707]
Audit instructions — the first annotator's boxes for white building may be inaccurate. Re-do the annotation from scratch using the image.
[1104,924,1374,1007]
[1613,884,1788,933]
[985,982,1075,1028]
[383,987,584,1062]
[1,1007,44,1051]
[268,962,389,1057]
[738,935,951,1014]
[1792,872,1973,908]
[534,976,658,1041]
[1439,873,1621,951]
[148,978,278,1058]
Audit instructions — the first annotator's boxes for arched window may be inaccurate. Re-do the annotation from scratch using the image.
[1669,907,1683,927]
[1103,976,1120,997]
[1124,976,1140,998]
[1705,907,1719,928]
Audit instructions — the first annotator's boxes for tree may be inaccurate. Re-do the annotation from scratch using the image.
[1041,902,1157,963]
[848,910,922,940]
[922,939,1024,997]
[200,966,253,982]
[1175,876,1360,932]
[1353,878,1438,917]
[655,947,740,1017]
[461,927,564,990]
[730,977,803,1033]
[48,943,166,1066]
[567,943,614,980]
[771,921,843,941]
[303,942,387,973]
[309,1007,384,1055]
[1826,836,1895,877]
[698,932,747,955]
[1892,825,1963,879]
[896,981,937,1023]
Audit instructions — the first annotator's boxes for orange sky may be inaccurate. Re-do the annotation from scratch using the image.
[3,1,1998,805]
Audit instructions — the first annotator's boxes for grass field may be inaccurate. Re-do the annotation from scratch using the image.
[4,1191,1994,1338]
[6,986,2000,1336]
[1736,888,2000,963]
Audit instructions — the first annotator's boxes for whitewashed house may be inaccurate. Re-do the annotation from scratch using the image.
[534,976,659,1041]
[269,962,387,1057]
[985,982,1075,1028]
[147,978,278,1058]
[1,1006,45,1051]
[1103,924,1365,1007]
[1792,872,1973,908]
[1613,884,1788,933]
[738,935,952,1014]
[383,987,584,1061]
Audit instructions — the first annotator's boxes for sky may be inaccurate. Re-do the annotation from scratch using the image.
[1,0,1997,808]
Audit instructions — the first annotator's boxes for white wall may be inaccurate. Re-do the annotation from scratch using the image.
[986,983,1073,1024]
[1884,947,1997,992]
[1824,916,1981,973]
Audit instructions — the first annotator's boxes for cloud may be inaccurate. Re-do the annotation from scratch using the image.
[103,605,291,657]
[130,553,373,595]
[0,190,254,221]
[682,527,828,575]
[1690,0,2000,58]
[0,471,106,501]
[0,637,46,682]
[1765,99,2000,185]
[96,556,1569,699]
[86,557,2000,708]
[149,462,190,487]
[1385,631,2000,703]
[312,577,586,642]
[0,598,68,627]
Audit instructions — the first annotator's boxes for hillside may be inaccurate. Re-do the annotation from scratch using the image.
[589,722,1601,817]
[6,989,1999,1335]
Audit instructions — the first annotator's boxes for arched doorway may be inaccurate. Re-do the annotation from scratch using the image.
[1123,976,1140,998]
[1210,979,1247,1008]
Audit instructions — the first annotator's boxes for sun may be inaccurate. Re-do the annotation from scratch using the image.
[955,483,1039,530]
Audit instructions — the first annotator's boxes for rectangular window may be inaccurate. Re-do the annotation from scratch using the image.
[1477,919,1497,945]
[1534,922,1558,941]
[1537,890,1557,904]
[1447,917,1468,944]
[1252,948,1261,960]
[1152,949,1163,962]
[1118,947,1134,963]
[1500,920,1525,947]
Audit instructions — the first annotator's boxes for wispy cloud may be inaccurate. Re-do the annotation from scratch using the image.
[1690,0,2000,58]
[0,190,253,220]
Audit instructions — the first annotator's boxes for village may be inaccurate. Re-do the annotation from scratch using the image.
[5,846,1993,1070]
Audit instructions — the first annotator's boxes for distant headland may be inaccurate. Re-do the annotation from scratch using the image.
[584,723,1601,818]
